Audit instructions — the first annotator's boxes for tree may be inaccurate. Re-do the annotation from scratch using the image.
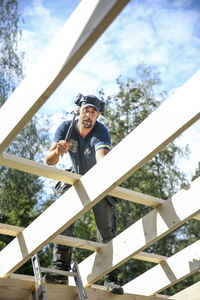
[0,0,24,99]
[95,63,195,292]
[0,0,54,274]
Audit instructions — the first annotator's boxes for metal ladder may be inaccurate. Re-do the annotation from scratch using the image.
[31,253,87,300]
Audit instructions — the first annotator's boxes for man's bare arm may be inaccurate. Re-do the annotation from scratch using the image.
[45,141,71,165]
[95,148,110,162]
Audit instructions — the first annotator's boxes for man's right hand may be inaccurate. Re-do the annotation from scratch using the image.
[55,140,72,155]
[45,140,72,165]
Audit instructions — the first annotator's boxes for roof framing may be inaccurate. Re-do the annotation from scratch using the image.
[0,0,200,299]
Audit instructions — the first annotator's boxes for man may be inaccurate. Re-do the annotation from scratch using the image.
[44,94,123,295]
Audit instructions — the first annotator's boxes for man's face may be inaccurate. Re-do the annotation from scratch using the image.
[79,106,99,128]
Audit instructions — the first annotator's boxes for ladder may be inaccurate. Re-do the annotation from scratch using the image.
[31,253,87,300]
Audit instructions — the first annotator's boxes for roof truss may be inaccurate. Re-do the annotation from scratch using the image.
[0,0,200,299]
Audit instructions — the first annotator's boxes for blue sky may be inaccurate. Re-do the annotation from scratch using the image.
[17,0,200,178]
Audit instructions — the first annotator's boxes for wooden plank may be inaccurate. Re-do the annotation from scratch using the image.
[0,275,168,300]
[0,0,129,153]
[0,152,81,185]
[169,281,200,300]
[0,71,199,278]
[1,152,199,219]
[0,276,33,300]
[134,252,167,264]
[0,222,166,261]
[0,152,164,207]
[77,177,200,287]
[0,223,23,237]
[123,240,200,296]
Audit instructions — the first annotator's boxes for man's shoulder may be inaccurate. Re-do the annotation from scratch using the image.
[95,120,108,132]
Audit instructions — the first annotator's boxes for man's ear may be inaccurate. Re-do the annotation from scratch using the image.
[77,107,81,115]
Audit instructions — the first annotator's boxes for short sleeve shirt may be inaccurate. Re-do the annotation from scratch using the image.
[54,119,112,175]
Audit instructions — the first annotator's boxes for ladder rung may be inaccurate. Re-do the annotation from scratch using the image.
[40,267,76,277]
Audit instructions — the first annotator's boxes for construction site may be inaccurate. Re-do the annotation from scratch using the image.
[0,0,200,299]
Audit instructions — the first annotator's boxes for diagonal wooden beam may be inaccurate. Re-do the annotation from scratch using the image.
[169,280,200,300]
[123,240,200,295]
[0,71,199,278]
[0,0,130,153]
[77,177,200,287]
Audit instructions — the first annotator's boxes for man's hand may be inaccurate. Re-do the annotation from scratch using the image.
[45,140,72,165]
[55,140,72,155]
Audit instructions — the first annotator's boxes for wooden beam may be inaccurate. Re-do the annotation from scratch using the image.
[0,275,169,300]
[1,153,200,217]
[77,177,200,287]
[0,152,81,185]
[0,0,130,153]
[1,152,199,220]
[0,152,164,207]
[134,252,167,264]
[0,222,166,262]
[0,223,23,237]
[0,71,199,278]
[0,276,33,300]
[123,240,200,296]
[169,281,200,300]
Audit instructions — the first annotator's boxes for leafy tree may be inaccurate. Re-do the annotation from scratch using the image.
[70,64,192,292]
[0,0,53,274]
[192,161,200,181]
[0,0,24,98]
[96,64,195,292]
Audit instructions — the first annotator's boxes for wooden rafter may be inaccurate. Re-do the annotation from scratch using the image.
[169,281,200,300]
[123,240,200,295]
[0,274,168,300]
[0,0,200,298]
[77,177,200,287]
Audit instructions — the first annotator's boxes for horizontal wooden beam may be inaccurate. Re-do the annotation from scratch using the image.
[77,177,200,287]
[1,153,200,221]
[0,223,23,237]
[134,252,167,264]
[0,152,164,207]
[0,152,81,185]
[0,275,169,300]
[0,222,166,263]
[0,0,129,153]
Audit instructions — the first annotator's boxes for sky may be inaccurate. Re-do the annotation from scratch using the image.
[17,0,200,179]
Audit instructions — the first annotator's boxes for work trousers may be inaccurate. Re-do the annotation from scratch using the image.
[53,196,117,271]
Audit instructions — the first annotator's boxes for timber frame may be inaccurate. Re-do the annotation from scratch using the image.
[0,0,200,299]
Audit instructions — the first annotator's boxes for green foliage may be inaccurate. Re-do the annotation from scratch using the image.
[0,0,24,98]
[0,0,54,275]
[97,64,196,293]
[192,161,200,180]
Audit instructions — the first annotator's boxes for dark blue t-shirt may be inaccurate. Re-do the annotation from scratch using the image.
[54,119,112,175]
